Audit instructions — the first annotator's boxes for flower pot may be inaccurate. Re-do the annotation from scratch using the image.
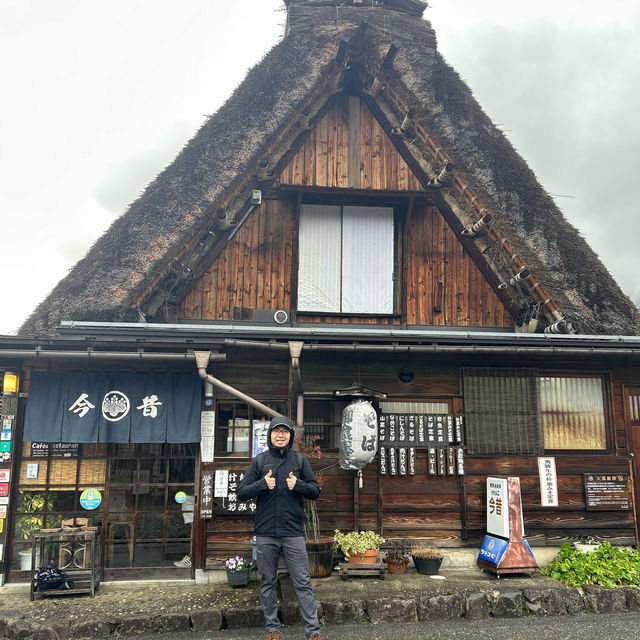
[412,556,442,575]
[384,561,407,575]
[226,568,250,588]
[347,548,380,564]
[306,538,335,578]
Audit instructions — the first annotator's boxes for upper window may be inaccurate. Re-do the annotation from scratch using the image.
[539,376,606,450]
[297,204,394,314]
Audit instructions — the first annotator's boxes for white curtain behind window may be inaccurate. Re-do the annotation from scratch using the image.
[298,204,342,312]
[342,206,393,314]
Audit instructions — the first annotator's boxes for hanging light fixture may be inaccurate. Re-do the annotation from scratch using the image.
[2,370,18,395]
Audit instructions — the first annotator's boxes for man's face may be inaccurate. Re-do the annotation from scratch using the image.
[271,426,291,450]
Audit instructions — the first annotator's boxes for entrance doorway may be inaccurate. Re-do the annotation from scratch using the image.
[105,443,196,577]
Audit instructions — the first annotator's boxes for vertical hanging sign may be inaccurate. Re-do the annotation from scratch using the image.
[537,457,558,507]
[200,412,215,463]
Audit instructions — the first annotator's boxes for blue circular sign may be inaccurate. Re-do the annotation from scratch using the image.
[80,488,102,510]
[175,491,187,504]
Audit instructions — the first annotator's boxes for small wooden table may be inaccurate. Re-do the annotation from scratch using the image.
[337,561,387,580]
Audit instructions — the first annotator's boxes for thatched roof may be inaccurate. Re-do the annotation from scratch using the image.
[20,0,638,337]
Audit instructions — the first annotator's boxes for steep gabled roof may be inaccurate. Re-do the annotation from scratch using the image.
[20,0,638,337]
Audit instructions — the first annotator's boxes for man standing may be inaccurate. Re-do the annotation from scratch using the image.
[237,416,322,640]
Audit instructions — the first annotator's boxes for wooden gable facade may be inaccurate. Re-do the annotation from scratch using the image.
[179,95,512,329]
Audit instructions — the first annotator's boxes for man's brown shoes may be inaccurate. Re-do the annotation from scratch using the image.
[267,632,281,640]
[308,635,322,640]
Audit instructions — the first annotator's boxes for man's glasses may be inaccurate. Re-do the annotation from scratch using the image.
[272,428,290,434]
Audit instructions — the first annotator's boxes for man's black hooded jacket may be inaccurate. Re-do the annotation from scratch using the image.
[237,417,320,537]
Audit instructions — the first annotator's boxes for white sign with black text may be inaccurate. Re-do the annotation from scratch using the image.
[538,457,559,507]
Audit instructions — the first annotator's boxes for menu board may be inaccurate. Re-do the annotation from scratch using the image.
[584,473,632,510]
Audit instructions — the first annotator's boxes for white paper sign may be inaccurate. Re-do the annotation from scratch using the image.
[201,436,215,463]
[486,477,510,538]
[538,457,559,507]
[0,469,10,482]
[201,411,215,437]
[214,469,229,498]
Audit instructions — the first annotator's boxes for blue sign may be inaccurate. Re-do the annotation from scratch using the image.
[478,535,508,566]
[80,488,102,511]
[175,491,187,504]
[23,370,202,443]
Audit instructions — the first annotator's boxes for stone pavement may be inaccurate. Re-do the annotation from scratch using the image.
[1,567,640,639]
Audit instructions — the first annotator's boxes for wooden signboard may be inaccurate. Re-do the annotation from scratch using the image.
[583,473,632,510]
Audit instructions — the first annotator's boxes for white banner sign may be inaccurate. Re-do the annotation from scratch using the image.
[201,411,215,437]
[486,477,510,538]
[214,469,229,498]
[538,457,559,507]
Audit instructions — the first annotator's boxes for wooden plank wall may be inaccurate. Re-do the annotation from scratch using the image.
[180,199,296,320]
[277,95,422,191]
[406,203,512,327]
[204,356,638,565]
[179,197,511,327]
[205,452,635,566]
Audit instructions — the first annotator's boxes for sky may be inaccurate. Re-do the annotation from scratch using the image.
[1,0,639,335]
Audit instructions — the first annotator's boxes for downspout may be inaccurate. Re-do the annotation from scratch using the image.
[289,341,304,429]
[194,351,283,419]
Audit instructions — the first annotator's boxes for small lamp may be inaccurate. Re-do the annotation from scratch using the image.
[2,371,18,395]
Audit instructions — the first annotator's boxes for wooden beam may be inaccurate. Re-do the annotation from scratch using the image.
[348,95,362,188]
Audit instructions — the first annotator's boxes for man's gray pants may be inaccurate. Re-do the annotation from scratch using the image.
[255,535,320,638]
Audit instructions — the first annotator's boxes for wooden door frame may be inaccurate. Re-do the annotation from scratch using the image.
[622,385,640,545]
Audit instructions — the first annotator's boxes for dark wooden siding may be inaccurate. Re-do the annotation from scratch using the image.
[203,357,639,566]
[277,95,422,191]
[405,203,512,327]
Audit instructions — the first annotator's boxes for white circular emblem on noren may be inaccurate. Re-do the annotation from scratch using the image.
[274,309,288,325]
[102,391,131,422]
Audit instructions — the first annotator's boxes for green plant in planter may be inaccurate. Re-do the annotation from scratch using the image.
[334,529,385,556]
[15,492,53,540]
[542,541,640,587]
[382,542,410,568]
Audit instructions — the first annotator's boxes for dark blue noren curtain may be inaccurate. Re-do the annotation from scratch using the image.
[24,370,202,443]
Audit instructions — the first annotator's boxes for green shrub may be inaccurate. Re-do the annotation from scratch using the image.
[542,541,640,587]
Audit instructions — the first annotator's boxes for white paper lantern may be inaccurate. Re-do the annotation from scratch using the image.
[339,399,378,471]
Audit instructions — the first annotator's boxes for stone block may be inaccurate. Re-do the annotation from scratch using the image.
[71,620,113,638]
[563,588,587,615]
[583,587,626,613]
[116,616,156,636]
[190,609,223,632]
[322,600,365,625]
[366,598,417,623]
[624,587,640,611]
[522,588,567,616]
[154,614,191,633]
[465,592,490,620]
[418,594,465,620]
[491,592,524,618]
[224,606,266,629]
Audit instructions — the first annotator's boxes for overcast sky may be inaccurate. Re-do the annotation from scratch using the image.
[1,0,639,335]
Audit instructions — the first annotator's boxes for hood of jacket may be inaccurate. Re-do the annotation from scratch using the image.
[267,416,296,456]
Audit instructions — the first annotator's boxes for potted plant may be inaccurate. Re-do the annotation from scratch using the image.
[573,535,601,553]
[224,555,253,588]
[334,529,385,563]
[411,544,444,575]
[294,435,334,578]
[382,542,410,574]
